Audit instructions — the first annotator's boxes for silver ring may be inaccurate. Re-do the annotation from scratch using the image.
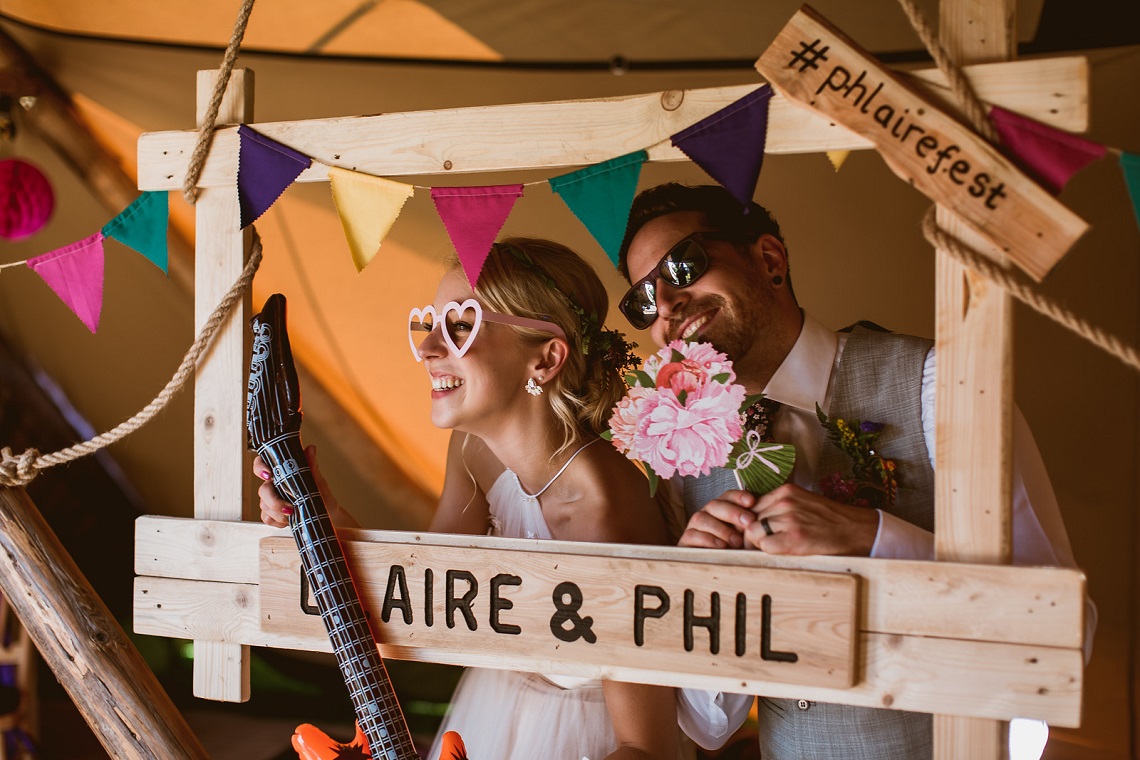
[760,517,774,537]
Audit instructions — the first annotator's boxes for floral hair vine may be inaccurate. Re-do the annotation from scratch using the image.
[498,244,640,375]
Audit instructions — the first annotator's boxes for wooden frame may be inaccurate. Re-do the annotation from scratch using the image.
[133,6,1089,756]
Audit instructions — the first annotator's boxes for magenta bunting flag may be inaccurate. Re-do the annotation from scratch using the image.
[672,85,773,209]
[27,231,105,333]
[990,106,1106,195]
[549,150,647,267]
[237,124,312,229]
[431,184,525,286]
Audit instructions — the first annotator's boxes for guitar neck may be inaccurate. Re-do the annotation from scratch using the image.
[258,432,418,759]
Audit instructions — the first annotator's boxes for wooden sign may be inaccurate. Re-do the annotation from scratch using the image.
[259,535,858,690]
[756,5,1088,281]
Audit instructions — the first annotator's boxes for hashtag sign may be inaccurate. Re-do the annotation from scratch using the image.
[756,5,1088,280]
[788,38,829,72]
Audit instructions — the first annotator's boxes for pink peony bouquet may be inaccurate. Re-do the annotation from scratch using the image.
[605,340,795,496]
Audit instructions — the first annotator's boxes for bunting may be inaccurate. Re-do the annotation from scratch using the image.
[549,150,647,267]
[328,167,415,272]
[990,106,1107,195]
[102,191,170,274]
[237,125,312,229]
[27,232,105,334]
[431,184,524,286]
[826,150,851,172]
[9,89,1139,335]
[1120,152,1140,232]
[672,85,774,209]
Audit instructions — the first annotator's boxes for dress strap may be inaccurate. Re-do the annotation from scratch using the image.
[519,437,601,499]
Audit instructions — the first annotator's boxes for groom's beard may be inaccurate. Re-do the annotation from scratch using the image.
[664,293,760,364]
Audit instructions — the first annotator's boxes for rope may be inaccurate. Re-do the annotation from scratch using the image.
[182,0,257,205]
[895,0,1140,374]
[921,209,1140,373]
[0,231,264,488]
[894,0,999,144]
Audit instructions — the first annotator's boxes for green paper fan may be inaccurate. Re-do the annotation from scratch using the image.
[728,436,796,495]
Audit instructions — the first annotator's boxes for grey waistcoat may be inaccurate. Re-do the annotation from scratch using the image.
[682,326,935,760]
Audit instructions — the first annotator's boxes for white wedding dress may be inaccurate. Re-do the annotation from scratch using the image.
[425,466,618,760]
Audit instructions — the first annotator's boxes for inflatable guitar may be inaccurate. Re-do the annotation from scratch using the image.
[246,294,467,760]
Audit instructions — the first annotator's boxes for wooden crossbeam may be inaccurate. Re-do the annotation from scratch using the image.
[136,57,1088,191]
[134,517,1086,726]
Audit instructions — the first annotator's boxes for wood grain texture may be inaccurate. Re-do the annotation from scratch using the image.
[0,488,208,759]
[134,572,1083,726]
[192,68,253,703]
[755,6,1085,281]
[134,516,1086,649]
[137,58,1087,192]
[934,1,1018,756]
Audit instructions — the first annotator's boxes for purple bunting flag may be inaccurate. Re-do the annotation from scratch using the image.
[672,85,773,209]
[990,106,1106,195]
[237,125,312,229]
[27,231,106,333]
[431,184,525,286]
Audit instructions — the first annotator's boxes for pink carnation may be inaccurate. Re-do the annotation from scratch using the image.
[665,340,735,383]
[608,386,650,456]
[631,381,746,479]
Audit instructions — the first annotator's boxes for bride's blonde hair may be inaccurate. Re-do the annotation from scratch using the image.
[465,237,637,455]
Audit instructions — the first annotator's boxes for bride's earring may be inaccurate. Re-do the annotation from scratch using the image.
[525,377,544,396]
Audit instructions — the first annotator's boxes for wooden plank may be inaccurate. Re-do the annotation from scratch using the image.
[192,68,254,703]
[136,57,1087,192]
[133,575,1084,727]
[134,517,1085,650]
[934,1,1018,757]
[0,488,208,759]
[260,536,858,690]
[754,6,1086,281]
[933,222,1013,564]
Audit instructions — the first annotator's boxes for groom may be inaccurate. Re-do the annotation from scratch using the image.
[616,182,1086,759]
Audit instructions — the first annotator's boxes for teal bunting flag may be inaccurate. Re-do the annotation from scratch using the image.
[1120,152,1140,232]
[102,191,170,274]
[549,150,647,267]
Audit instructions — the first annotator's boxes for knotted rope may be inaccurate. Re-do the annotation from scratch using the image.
[896,0,1140,374]
[0,232,264,488]
[182,0,257,205]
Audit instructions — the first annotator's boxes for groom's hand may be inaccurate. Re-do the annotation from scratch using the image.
[677,490,759,549]
[745,483,879,556]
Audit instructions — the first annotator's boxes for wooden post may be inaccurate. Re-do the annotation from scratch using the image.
[193,68,254,702]
[0,487,208,759]
[934,1,1016,758]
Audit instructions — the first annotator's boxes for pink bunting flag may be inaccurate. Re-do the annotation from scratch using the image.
[431,184,525,286]
[27,231,106,333]
[990,106,1107,195]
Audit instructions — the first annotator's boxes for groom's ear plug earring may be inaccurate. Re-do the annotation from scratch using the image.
[525,377,544,396]
[772,275,784,286]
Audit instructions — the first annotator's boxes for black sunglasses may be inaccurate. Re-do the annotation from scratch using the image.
[620,232,729,329]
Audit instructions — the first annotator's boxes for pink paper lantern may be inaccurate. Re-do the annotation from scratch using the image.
[0,158,54,240]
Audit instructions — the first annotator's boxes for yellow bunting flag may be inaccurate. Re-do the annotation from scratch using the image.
[328,168,415,272]
[825,150,850,172]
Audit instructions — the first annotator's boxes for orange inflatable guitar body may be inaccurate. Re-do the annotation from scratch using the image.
[292,725,469,760]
